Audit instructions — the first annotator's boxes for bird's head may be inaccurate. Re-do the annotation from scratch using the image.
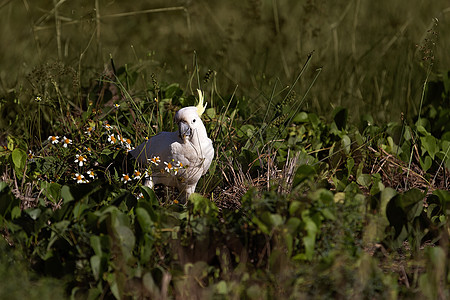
[175,90,208,141]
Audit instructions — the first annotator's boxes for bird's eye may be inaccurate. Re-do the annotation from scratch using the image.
[192,119,196,123]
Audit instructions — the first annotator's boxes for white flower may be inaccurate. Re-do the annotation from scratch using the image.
[149,156,161,166]
[164,161,174,173]
[27,150,36,163]
[121,173,131,183]
[62,136,72,148]
[48,136,59,144]
[136,192,144,199]
[87,170,96,179]
[114,103,120,108]
[108,134,117,144]
[132,170,142,180]
[73,173,89,184]
[84,126,95,136]
[75,154,87,166]
[104,123,113,131]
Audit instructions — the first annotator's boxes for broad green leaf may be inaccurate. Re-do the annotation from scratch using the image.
[286,217,301,234]
[115,225,135,261]
[139,185,158,206]
[216,280,228,294]
[11,206,21,219]
[90,235,102,257]
[433,189,450,204]
[61,185,74,203]
[136,207,153,233]
[341,135,351,154]
[419,155,432,172]
[293,112,308,123]
[269,214,283,227]
[292,164,315,187]
[396,189,424,209]
[357,174,372,187]
[12,148,26,173]
[421,135,437,159]
[0,181,8,193]
[90,255,101,281]
[289,201,302,215]
[25,208,41,220]
[380,188,397,218]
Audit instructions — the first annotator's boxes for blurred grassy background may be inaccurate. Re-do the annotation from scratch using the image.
[0,0,449,123]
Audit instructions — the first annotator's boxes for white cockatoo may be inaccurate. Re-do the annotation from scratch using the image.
[130,89,214,202]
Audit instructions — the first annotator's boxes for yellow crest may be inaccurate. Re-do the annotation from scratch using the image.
[196,89,207,116]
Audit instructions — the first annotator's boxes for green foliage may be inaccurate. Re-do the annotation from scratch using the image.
[0,29,449,298]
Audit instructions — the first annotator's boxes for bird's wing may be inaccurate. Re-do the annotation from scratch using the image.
[130,131,180,164]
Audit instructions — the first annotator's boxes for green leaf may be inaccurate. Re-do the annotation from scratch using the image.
[341,135,351,154]
[25,208,41,220]
[346,157,355,177]
[380,188,397,218]
[216,280,228,294]
[432,189,450,204]
[61,185,74,203]
[292,164,316,187]
[302,216,318,261]
[90,235,102,257]
[269,214,283,227]
[420,155,432,172]
[12,148,26,173]
[139,185,158,206]
[11,206,21,219]
[191,193,218,217]
[40,181,61,203]
[293,112,308,123]
[357,174,372,187]
[136,207,153,233]
[90,255,101,281]
[115,225,135,262]
[396,189,424,209]
[421,135,438,159]
[0,181,8,193]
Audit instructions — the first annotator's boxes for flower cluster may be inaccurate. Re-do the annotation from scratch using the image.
[164,159,185,176]
[148,156,161,165]
[73,170,96,184]
[107,133,133,151]
[48,135,73,148]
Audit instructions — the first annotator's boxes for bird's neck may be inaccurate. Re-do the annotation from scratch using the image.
[187,127,209,146]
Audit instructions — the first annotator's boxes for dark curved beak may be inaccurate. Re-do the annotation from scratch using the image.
[179,121,192,139]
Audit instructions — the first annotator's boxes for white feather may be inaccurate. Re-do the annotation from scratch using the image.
[130,105,214,202]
